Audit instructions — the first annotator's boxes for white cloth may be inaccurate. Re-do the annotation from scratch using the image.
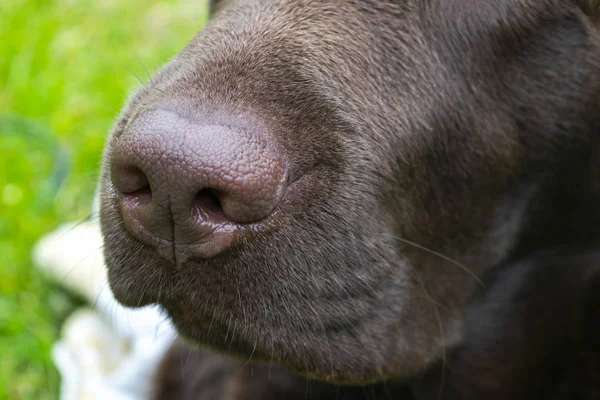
[33,218,176,400]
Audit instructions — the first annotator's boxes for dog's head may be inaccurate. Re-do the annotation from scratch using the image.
[99,0,600,385]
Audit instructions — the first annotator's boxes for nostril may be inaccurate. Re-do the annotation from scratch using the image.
[194,189,229,225]
[200,189,222,212]
[113,165,151,195]
[125,184,152,205]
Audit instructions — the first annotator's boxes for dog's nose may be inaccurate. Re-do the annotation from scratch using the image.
[110,107,287,260]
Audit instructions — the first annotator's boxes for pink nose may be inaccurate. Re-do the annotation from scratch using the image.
[110,108,287,261]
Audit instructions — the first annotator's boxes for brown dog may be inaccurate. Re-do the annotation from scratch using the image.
[99,0,600,398]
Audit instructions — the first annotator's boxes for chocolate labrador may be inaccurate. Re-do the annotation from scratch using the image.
[98,0,600,398]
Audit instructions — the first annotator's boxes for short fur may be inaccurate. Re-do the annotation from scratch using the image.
[99,0,600,398]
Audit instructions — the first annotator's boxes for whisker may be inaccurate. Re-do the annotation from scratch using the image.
[153,315,173,341]
[104,54,147,86]
[91,281,107,313]
[237,287,247,334]
[207,304,217,336]
[52,243,105,290]
[224,312,233,345]
[134,55,152,82]
[304,354,312,400]
[412,271,448,400]
[382,380,394,400]
[183,344,193,381]
[306,302,335,381]
[57,215,96,236]
[239,340,257,372]
[268,334,274,380]
[384,234,484,287]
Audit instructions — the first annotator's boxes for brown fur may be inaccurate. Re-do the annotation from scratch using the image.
[99,0,600,398]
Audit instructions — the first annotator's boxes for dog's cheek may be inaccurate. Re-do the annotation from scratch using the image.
[412,248,600,400]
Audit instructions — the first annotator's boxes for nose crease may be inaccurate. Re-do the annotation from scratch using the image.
[110,107,287,260]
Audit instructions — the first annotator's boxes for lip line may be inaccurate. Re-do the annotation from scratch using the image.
[117,210,245,264]
[123,211,236,247]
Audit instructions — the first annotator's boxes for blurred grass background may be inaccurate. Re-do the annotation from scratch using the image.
[0,1,210,398]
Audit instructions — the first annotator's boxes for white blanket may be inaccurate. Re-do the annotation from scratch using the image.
[33,216,176,400]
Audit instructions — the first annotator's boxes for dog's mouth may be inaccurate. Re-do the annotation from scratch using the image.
[102,206,409,384]
[102,201,457,385]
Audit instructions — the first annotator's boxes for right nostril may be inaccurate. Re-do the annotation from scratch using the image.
[194,189,228,224]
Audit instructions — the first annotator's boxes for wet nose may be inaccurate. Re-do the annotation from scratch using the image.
[109,108,287,260]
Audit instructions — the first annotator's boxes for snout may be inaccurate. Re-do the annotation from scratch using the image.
[109,106,287,261]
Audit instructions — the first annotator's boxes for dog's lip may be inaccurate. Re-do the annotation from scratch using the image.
[120,202,232,244]
[118,199,243,260]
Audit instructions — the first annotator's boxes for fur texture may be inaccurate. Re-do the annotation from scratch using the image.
[99,0,600,397]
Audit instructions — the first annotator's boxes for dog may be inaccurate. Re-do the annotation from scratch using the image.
[98,0,600,398]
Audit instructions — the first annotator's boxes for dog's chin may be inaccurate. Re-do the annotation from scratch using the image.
[105,252,426,386]
[162,306,399,386]
[159,305,274,361]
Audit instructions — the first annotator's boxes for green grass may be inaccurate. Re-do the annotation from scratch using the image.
[0,1,210,398]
